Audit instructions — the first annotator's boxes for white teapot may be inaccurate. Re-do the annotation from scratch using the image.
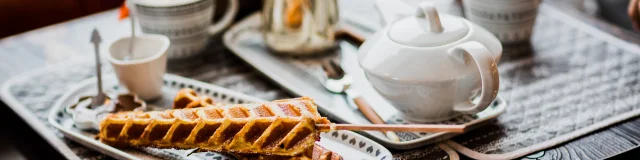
[357,1,502,122]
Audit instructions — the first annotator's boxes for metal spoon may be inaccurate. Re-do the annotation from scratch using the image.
[318,60,401,142]
[90,29,107,108]
[124,16,135,60]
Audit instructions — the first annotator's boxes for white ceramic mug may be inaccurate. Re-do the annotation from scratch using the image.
[463,0,541,44]
[131,0,238,59]
[108,34,170,100]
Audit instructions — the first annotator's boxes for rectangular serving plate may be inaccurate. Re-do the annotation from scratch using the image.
[47,74,394,160]
[223,13,507,149]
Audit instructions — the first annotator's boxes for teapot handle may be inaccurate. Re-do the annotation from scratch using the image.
[449,41,500,114]
[416,3,443,33]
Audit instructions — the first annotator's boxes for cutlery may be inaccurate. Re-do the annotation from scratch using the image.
[90,28,107,108]
[319,60,401,142]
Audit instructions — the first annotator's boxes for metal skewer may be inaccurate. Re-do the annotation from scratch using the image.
[90,29,107,108]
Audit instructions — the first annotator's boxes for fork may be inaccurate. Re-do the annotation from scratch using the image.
[319,60,401,142]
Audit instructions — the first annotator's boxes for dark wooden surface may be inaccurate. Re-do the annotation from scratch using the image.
[0,0,125,38]
[1,0,640,159]
[0,101,66,160]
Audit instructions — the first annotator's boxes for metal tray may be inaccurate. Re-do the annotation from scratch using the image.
[47,74,392,160]
[223,13,507,149]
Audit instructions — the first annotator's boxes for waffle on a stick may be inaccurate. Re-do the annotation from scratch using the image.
[170,91,342,159]
[99,97,330,156]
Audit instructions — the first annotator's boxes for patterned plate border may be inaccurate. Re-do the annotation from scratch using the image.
[321,130,393,160]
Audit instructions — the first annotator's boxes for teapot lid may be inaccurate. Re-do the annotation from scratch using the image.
[388,3,468,47]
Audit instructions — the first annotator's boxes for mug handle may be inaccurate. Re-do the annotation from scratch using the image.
[208,0,239,35]
[448,41,500,114]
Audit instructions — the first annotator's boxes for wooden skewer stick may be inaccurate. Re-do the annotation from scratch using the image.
[352,96,401,142]
[316,124,466,133]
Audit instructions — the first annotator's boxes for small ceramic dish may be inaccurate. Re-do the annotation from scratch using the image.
[64,93,147,130]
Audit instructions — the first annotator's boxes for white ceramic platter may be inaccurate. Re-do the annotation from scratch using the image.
[48,74,392,160]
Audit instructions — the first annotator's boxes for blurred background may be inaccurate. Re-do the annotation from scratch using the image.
[0,0,638,39]
[0,0,262,38]
[0,0,638,159]
[0,1,124,38]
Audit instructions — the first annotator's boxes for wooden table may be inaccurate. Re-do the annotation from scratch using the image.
[1,0,640,159]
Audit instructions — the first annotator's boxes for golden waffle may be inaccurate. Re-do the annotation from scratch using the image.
[99,97,330,156]
[173,93,342,160]
[172,88,214,109]
[233,144,342,160]
[309,144,342,160]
